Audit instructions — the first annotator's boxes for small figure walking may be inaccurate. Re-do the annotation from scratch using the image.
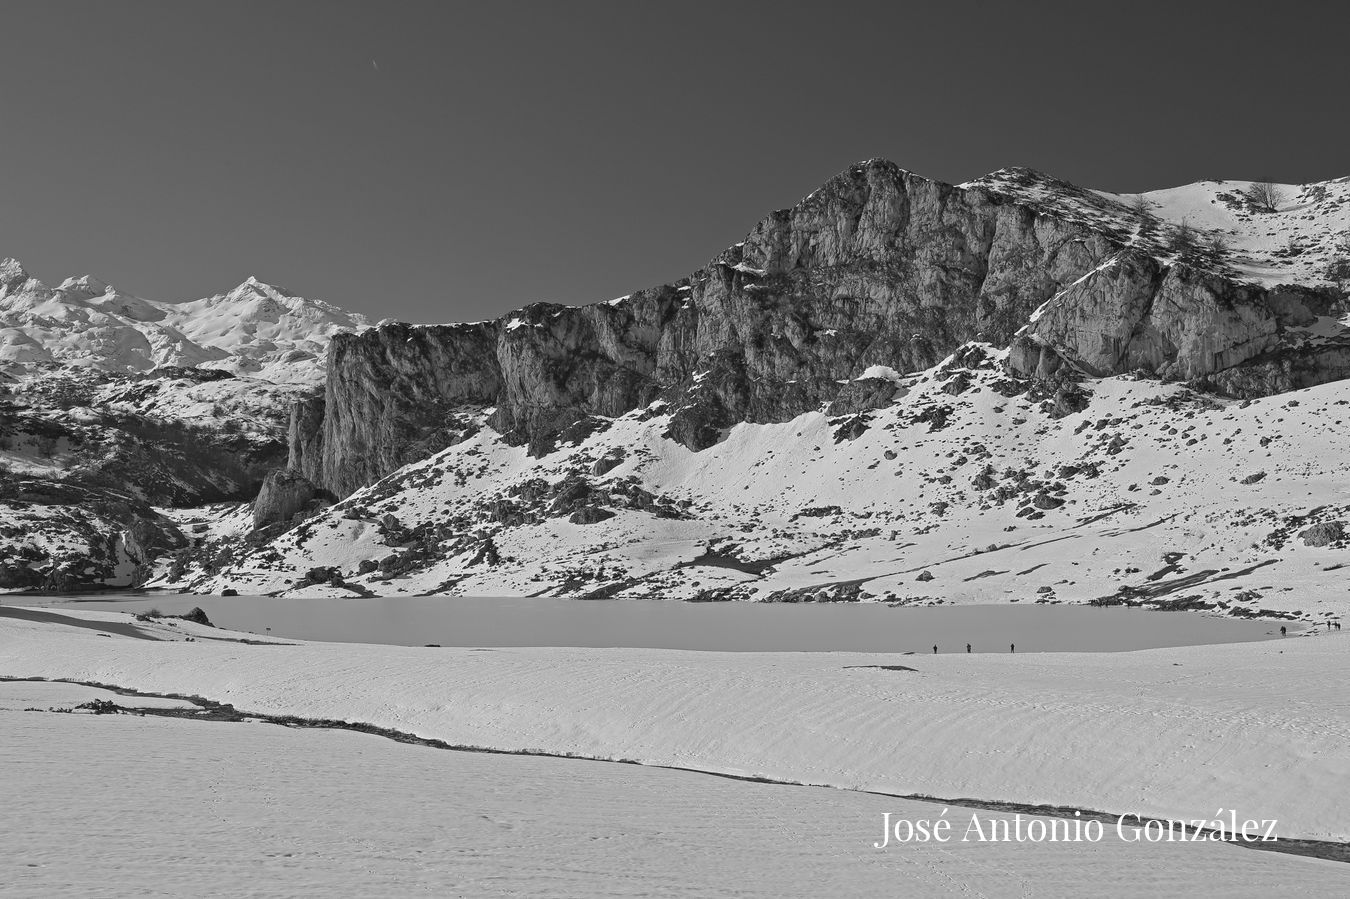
[966,643,971,653]
[932,644,938,654]
[1010,643,1015,653]
[1280,626,1287,636]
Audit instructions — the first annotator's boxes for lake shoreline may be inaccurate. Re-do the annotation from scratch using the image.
[0,593,1292,653]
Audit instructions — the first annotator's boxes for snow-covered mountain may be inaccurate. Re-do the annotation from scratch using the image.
[291,161,1350,500]
[0,260,373,591]
[0,259,370,384]
[5,160,1350,602]
[180,345,1350,627]
[149,160,1348,621]
[962,168,1350,290]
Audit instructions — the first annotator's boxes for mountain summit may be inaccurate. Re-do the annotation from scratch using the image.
[282,159,1350,497]
[4,160,1350,601]
[0,264,370,383]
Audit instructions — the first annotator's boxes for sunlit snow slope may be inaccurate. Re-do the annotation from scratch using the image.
[0,259,368,384]
[190,344,1350,624]
[964,168,1350,289]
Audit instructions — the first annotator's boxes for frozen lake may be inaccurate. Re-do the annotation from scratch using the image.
[1,594,1286,652]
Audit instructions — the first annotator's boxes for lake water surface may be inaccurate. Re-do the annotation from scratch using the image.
[1,594,1287,653]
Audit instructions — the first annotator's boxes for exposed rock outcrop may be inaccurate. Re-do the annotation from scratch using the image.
[318,323,501,498]
[287,396,326,484]
[1007,252,1342,385]
[252,468,317,530]
[1300,521,1346,547]
[303,161,1125,495]
[0,478,185,590]
[294,160,1350,498]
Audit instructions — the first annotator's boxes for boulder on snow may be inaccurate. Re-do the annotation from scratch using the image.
[591,452,625,476]
[252,468,316,530]
[569,506,616,525]
[1300,521,1346,547]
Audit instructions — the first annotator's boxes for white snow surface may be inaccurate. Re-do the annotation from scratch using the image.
[0,263,368,383]
[2,611,1348,844]
[963,168,1350,289]
[6,695,1346,897]
[857,364,902,381]
[195,348,1350,626]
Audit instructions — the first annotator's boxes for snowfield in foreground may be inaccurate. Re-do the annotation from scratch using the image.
[2,610,1347,845]
[5,688,1347,898]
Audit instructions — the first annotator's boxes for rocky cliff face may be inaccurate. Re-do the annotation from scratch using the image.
[1007,249,1341,387]
[307,322,501,497]
[298,160,1349,497]
[252,468,318,530]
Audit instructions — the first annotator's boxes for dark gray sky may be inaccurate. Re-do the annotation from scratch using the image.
[3,1,1346,323]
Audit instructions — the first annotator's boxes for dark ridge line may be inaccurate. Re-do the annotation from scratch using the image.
[0,606,155,640]
[3,675,1345,865]
[1074,504,1138,527]
[0,605,298,646]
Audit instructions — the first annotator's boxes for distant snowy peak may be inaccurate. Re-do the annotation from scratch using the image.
[54,274,112,300]
[0,260,370,384]
[961,167,1350,289]
[0,256,30,283]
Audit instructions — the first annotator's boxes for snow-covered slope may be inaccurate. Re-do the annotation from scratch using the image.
[964,169,1350,290]
[6,672,1347,896]
[4,610,1349,845]
[183,343,1350,625]
[0,259,369,384]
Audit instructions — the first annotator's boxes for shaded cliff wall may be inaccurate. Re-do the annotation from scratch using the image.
[287,395,326,484]
[315,322,502,496]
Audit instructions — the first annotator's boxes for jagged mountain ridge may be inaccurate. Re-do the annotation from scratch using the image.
[167,159,1350,616]
[0,260,371,385]
[293,160,1350,500]
[6,158,1350,598]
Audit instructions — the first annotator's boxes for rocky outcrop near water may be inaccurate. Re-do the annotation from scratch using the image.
[252,469,318,530]
[298,160,1348,497]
